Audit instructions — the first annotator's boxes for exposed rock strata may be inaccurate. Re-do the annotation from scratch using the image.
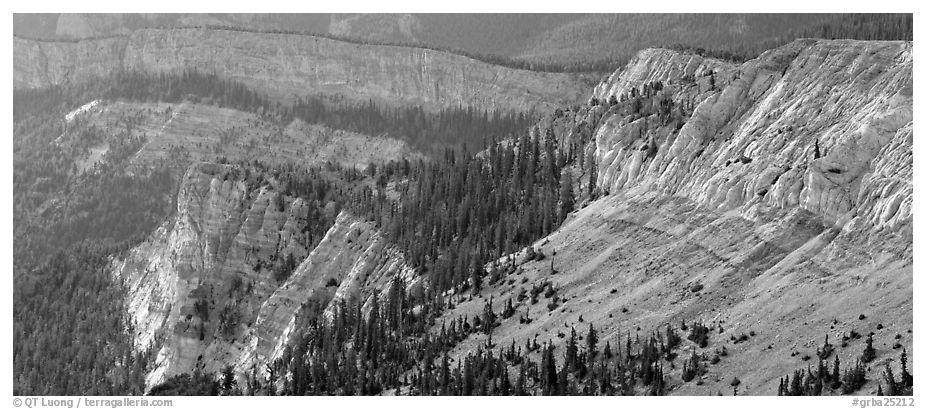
[14,28,594,112]
[112,163,413,389]
[592,40,912,233]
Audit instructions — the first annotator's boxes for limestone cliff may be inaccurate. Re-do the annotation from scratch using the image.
[14,28,594,112]
[592,40,911,233]
[112,163,413,389]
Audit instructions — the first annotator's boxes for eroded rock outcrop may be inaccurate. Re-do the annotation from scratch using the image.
[233,211,417,379]
[592,39,912,234]
[112,163,414,389]
[14,28,593,112]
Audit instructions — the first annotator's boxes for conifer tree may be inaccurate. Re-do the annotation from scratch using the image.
[586,323,599,359]
[900,349,912,389]
[862,333,876,363]
[559,170,575,222]
[831,354,842,388]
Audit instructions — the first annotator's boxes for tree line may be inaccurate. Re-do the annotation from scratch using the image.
[664,13,913,63]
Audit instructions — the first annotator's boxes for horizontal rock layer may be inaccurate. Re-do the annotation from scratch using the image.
[14,28,595,112]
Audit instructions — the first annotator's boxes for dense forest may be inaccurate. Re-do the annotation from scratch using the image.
[350,123,591,294]
[13,240,150,395]
[796,13,913,42]
[663,13,914,63]
[13,107,178,269]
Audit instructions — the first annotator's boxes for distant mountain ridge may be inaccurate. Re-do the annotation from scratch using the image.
[14,13,913,72]
[14,27,595,113]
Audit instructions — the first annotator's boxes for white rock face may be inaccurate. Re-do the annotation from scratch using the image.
[64,99,100,122]
[112,163,308,388]
[233,212,416,379]
[112,163,414,389]
[593,40,912,234]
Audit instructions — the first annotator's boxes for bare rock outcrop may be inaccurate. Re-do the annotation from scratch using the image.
[112,163,413,389]
[233,211,417,379]
[592,40,912,233]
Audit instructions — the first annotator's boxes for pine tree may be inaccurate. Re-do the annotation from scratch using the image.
[566,327,579,372]
[502,298,515,319]
[862,333,876,363]
[900,349,912,389]
[558,170,575,222]
[586,149,598,199]
[470,264,483,295]
[586,323,599,359]
[831,354,842,388]
[541,345,558,396]
[220,365,237,393]
[883,362,898,395]
[482,297,496,334]
[813,362,824,395]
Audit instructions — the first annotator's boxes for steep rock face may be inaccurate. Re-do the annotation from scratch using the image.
[13,36,127,88]
[592,48,736,100]
[112,162,314,387]
[14,28,594,112]
[435,40,911,395]
[592,40,912,233]
[112,162,414,389]
[233,211,417,378]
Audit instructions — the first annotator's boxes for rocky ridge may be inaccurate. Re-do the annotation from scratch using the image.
[66,100,421,174]
[14,28,594,112]
[111,163,414,389]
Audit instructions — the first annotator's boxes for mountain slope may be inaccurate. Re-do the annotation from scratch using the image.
[431,39,912,395]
